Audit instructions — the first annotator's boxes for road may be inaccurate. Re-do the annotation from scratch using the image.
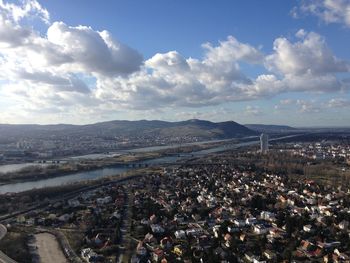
[117,184,134,263]
[0,174,143,223]
[0,224,17,263]
[0,174,144,263]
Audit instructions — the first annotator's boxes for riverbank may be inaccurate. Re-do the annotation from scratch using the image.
[0,151,162,185]
[0,135,276,194]
[0,139,227,185]
[0,167,158,220]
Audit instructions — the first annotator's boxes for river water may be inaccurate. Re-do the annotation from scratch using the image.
[0,155,184,194]
[0,134,300,194]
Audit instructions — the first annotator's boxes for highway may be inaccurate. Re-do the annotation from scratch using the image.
[0,224,17,263]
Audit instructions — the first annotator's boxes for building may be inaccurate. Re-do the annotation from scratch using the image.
[260,133,269,153]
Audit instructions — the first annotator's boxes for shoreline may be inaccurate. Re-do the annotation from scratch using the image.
[0,138,245,188]
[0,152,164,186]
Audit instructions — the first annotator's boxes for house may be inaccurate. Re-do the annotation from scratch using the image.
[150,214,157,223]
[152,248,164,262]
[245,252,264,263]
[254,224,268,234]
[174,230,186,239]
[81,248,103,263]
[96,196,112,205]
[223,233,233,248]
[234,219,246,227]
[303,224,313,232]
[174,213,185,223]
[212,225,221,238]
[227,225,239,233]
[246,217,258,225]
[173,245,184,257]
[339,220,349,230]
[186,228,203,237]
[68,199,80,207]
[160,237,173,249]
[260,211,276,221]
[264,250,276,260]
[150,224,165,234]
[144,233,156,243]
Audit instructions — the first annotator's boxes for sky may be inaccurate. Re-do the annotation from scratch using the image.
[0,0,350,126]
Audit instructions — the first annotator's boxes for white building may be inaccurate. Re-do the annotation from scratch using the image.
[260,133,269,153]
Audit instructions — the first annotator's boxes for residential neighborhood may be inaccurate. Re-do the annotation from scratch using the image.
[5,160,350,262]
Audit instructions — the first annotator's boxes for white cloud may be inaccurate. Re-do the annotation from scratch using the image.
[262,30,349,97]
[296,99,321,113]
[0,0,49,23]
[201,36,263,65]
[266,30,348,76]
[245,105,263,116]
[47,22,143,76]
[94,36,264,110]
[294,0,350,27]
[327,98,350,107]
[0,0,350,123]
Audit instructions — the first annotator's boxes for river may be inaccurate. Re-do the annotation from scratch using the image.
[0,138,238,174]
[0,155,183,194]
[0,134,302,194]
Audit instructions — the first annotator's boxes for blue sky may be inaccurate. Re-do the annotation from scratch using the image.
[42,1,347,59]
[0,0,350,126]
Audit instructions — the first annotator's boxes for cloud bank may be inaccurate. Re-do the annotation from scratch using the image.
[0,0,349,123]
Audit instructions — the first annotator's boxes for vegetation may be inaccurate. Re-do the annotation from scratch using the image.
[0,226,32,263]
[0,151,160,184]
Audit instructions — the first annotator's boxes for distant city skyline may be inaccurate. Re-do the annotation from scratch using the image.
[0,0,350,126]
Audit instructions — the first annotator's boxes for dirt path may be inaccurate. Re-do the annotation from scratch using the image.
[117,184,134,263]
[34,233,68,263]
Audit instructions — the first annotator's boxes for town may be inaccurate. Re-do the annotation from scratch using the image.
[1,0,350,262]
[1,140,350,262]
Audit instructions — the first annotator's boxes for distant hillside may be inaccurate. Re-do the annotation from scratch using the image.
[244,124,297,133]
[0,119,256,142]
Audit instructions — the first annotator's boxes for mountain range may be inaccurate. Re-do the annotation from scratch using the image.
[0,119,258,142]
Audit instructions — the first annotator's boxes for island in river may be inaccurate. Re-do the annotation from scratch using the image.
[0,139,233,185]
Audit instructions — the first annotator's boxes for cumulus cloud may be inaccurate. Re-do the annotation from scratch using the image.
[0,0,350,123]
[47,22,143,76]
[94,36,264,109]
[0,0,49,48]
[201,36,263,64]
[262,30,349,97]
[293,0,350,27]
[0,0,49,23]
[266,30,348,76]
[0,0,145,118]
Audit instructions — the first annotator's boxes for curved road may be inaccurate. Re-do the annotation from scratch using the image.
[0,224,17,263]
